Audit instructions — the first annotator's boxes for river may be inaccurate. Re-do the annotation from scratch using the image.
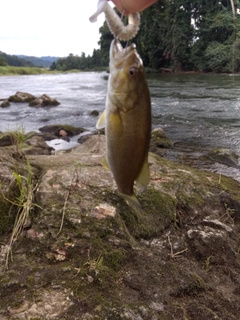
[0,72,240,180]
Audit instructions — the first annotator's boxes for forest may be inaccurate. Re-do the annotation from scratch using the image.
[0,52,34,67]
[1,1,239,73]
[50,0,240,73]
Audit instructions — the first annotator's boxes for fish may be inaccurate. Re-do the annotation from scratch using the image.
[89,0,140,42]
[96,39,152,207]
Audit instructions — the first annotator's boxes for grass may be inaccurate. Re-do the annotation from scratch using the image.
[0,66,60,76]
[0,66,108,76]
[0,126,40,269]
[3,125,34,157]
[2,161,40,269]
[58,161,82,235]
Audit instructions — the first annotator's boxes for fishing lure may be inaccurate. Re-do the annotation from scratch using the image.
[89,0,140,41]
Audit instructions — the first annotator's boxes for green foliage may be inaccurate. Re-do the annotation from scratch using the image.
[1,160,40,269]
[95,0,240,72]
[50,50,107,71]
[204,42,232,72]
[0,66,59,76]
[6,126,34,157]
[0,56,8,66]
[37,1,240,72]
[2,2,240,73]
[0,51,34,67]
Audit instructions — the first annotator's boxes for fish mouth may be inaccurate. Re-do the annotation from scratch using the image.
[110,39,136,61]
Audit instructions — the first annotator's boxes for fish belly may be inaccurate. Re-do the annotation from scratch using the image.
[106,109,150,196]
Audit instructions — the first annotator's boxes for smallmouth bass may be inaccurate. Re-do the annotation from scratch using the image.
[96,39,151,207]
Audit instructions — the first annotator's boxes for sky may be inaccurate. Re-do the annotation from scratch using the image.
[0,0,114,58]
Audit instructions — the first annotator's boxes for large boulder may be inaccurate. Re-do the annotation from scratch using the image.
[29,94,60,107]
[8,91,36,103]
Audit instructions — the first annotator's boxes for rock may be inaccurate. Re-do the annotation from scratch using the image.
[39,124,86,138]
[0,100,10,108]
[0,131,53,155]
[0,133,13,146]
[0,135,240,319]
[150,127,173,154]
[77,132,93,144]
[29,94,60,107]
[8,91,36,103]
[89,110,100,117]
[23,133,54,155]
[59,129,68,137]
[208,148,240,169]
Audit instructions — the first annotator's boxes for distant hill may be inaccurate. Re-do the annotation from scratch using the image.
[17,55,59,68]
[0,51,34,67]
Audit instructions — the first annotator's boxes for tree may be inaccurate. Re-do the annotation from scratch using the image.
[0,56,8,66]
[51,0,240,73]
[191,0,240,72]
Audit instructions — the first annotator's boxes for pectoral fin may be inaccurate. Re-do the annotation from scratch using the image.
[135,157,149,193]
[96,109,106,129]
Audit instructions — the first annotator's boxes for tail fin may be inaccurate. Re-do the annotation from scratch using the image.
[118,191,142,209]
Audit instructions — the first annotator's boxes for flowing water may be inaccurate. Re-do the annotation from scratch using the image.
[149,73,240,154]
[0,72,240,180]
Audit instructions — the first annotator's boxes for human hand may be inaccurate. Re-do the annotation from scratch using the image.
[110,0,157,15]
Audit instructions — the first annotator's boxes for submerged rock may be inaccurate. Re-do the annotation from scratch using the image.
[0,100,10,108]
[0,135,240,319]
[208,148,240,169]
[89,110,100,117]
[39,124,86,139]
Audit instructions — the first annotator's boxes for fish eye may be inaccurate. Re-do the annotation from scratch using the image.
[129,67,136,77]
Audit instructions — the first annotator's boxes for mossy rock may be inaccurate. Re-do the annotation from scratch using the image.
[39,124,87,137]
[150,127,173,149]
[8,91,36,103]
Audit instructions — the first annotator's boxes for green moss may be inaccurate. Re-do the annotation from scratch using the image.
[176,273,206,297]
[0,199,13,234]
[117,188,176,239]
[218,175,240,202]
[103,248,128,271]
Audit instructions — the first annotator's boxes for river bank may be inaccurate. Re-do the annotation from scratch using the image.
[0,66,60,76]
[0,131,240,319]
[0,67,108,76]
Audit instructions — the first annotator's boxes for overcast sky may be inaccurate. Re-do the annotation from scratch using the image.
[0,0,113,57]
